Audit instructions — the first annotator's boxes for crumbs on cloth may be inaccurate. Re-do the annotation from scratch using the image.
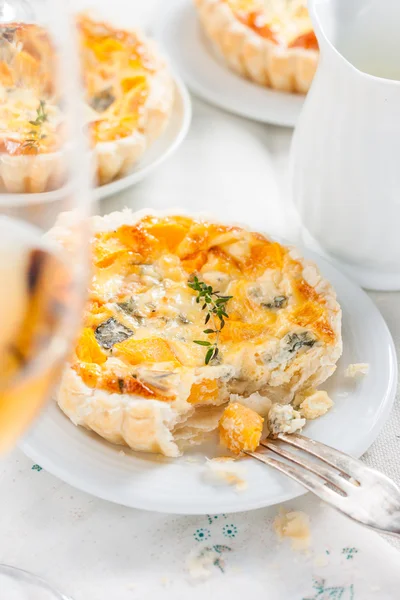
[186,547,221,579]
[273,508,311,551]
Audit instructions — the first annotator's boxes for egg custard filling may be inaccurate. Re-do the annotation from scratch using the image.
[55,211,342,457]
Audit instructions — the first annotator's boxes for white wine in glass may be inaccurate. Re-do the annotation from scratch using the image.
[0,0,92,597]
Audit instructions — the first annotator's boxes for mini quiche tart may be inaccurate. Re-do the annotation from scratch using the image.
[194,0,318,93]
[0,16,174,193]
[52,210,342,457]
[78,14,174,185]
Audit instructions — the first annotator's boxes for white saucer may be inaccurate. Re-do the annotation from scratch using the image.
[152,0,305,127]
[19,249,397,515]
[94,74,191,200]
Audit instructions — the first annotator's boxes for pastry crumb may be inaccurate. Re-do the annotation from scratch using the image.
[298,390,334,420]
[273,508,311,551]
[118,450,126,456]
[203,458,248,491]
[313,553,329,567]
[345,363,370,377]
[186,548,220,579]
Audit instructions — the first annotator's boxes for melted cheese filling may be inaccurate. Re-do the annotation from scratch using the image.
[73,215,337,409]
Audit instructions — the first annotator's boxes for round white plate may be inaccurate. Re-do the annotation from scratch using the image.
[19,249,397,515]
[152,0,305,127]
[94,74,191,201]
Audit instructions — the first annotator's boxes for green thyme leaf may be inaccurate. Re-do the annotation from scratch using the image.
[205,347,214,365]
[188,277,232,365]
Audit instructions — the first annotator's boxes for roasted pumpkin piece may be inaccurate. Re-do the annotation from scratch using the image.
[144,220,189,252]
[92,234,127,268]
[288,302,335,344]
[114,225,161,257]
[180,250,209,274]
[289,31,318,50]
[175,222,233,258]
[187,379,219,405]
[293,279,322,304]
[200,247,242,277]
[0,61,13,86]
[91,38,125,60]
[220,320,268,343]
[73,361,102,387]
[289,302,324,328]
[113,336,180,366]
[242,240,285,276]
[76,328,107,365]
[219,402,264,454]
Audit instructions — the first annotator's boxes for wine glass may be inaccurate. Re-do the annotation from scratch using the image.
[0,0,92,597]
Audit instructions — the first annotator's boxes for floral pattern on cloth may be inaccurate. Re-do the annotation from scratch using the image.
[24,457,400,599]
[303,578,355,599]
[185,509,365,596]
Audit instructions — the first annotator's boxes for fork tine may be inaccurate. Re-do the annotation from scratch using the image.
[274,433,363,479]
[263,439,355,494]
[244,449,347,508]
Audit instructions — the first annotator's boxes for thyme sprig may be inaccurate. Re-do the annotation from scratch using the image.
[22,100,48,153]
[188,276,232,365]
[29,100,48,127]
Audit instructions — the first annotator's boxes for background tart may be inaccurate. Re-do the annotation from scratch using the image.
[194,0,318,93]
[52,209,342,457]
[78,14,174,185]
[0,16,174,193]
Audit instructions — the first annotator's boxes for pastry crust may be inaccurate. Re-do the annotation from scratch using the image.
[51,209,342,457]
[0,17,174,193]
[194,0,318,93]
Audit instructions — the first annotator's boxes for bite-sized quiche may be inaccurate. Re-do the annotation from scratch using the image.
[0,16,174,192]
[52,210,342,457]
[194,0,318,93]
[78,14,174,185]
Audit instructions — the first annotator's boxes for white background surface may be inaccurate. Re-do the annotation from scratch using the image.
[2,1,400,598]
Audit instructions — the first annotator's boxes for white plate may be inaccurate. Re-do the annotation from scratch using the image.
[19,249,397,515]
[152,0,305,127]
[94,74,191,200]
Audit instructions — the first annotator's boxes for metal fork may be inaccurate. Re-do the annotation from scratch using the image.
[245,433,400,535]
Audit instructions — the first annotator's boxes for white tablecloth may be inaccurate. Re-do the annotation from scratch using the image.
[2,2,400,598]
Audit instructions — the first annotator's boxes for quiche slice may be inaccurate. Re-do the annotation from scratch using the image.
[0,16,174,193]
[53,210,342,457]
[194,0,318,93]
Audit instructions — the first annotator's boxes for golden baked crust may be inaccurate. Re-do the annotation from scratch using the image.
[53,210,342,457]
[194,0,318,93]
[0,16,174,192]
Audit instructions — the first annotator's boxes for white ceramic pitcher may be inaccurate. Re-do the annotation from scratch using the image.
[290,0,400,290]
